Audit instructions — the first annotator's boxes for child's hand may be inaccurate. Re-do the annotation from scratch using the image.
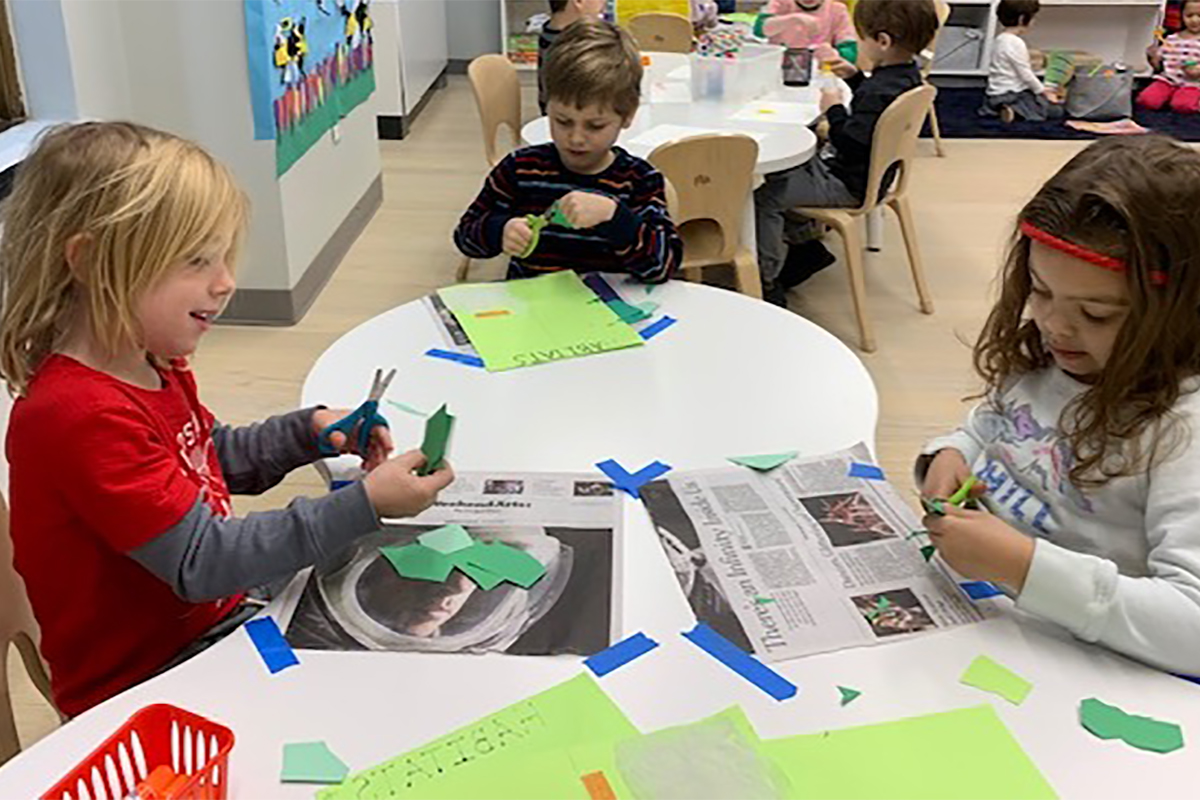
[819,87,844,114]
[1147,43,1162,69]
[1043,88,1063,104]
[826,56,858,80]
[921,448,981,501]
[557,191,617,229]
[1185,63,1200,81]
[313,409,394,472]
[363,449,455,518]
[923,506,1035,591]
[503,217,534,256]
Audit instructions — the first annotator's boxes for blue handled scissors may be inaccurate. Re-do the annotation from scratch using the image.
[318,368,396,457]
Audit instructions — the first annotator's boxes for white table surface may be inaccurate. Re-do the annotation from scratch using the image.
[6,284,1200,799]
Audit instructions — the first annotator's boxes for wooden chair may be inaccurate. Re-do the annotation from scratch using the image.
[794,85,937,352]
[921,0,952,157]
[460,54,523,282]
[628,12,694,54]
[0,492,57,765]
[649,133,763,300]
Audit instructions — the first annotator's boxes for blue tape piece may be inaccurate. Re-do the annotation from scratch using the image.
[682,622,797,701]
[595,458,672,499]
[848,462,886,480]
[584,632,660,677]
[582,272,622,303]
[640,316,678,341]
[960,581,1005,600]
[244,617,299,674]
[426,349,485,368]
[329,480,355,491]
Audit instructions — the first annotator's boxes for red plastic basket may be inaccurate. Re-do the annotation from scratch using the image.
[41,704,235,800]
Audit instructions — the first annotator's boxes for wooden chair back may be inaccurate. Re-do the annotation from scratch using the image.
[857,85,937,215]
[628,12,693,54]
[467,54,522,167]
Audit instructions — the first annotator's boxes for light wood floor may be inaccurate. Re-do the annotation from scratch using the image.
[8,76,1098,753]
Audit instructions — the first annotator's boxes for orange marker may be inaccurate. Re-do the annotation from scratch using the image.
[581,771,617,800]
[474,309,512,318]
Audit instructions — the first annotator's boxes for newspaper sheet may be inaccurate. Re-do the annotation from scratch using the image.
[281,471,621,657]
[641,444,987,662]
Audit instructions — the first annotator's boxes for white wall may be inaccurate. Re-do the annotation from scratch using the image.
[447,0,500,60]
[397,0,448,103]
[373,0,407,116]
[8,0,76,120]
[9,0,381,300]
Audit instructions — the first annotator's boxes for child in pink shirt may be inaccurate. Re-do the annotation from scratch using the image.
[761,0,858,63]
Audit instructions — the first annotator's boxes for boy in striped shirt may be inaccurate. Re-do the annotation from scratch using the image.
[455,19,682,283]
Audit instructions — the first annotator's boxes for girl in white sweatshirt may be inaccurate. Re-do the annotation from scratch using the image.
[918,135,1200,677]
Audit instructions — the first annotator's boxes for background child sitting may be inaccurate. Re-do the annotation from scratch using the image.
[538,0,605,114]
[980,0,1064,123]
[754,0,938,306]
[760,0,858,64]
[456,19,682,283]
[1139,0,1200,114]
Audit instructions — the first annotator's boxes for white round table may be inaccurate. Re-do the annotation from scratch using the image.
[6,286,1200,799]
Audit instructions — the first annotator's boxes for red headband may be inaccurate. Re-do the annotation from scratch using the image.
[1020,220,1167,287]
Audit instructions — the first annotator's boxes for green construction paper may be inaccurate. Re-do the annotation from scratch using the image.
[381,544,454,582]
[454,558,506,591]
[436,272,644,372]
[317,674,638,800]
[385,399,428,417]
[419,404,454,476]
[606,299,652,325]
[418,524,476,555]
[728,452,799,471]
[960,655,1033,706]
[763,705,1057,799]
[282,741,350,784]
[920,544,937,562]
[400,747,585,800]
[1079,698,1185,754]
[754,596,776,605]
[837,687,861,707]
[634,301,659,316]
[462,541,547,588]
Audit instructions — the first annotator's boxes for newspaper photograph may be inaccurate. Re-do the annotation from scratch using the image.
[281,471,621,657]
[641,444,986,661]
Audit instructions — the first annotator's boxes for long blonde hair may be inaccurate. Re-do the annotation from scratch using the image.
[0,121,248,395]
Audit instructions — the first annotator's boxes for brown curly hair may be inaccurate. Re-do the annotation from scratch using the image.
[974,135,1200,488]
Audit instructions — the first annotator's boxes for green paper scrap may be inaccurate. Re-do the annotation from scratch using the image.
[728,452,799,471]
[381,544,454,583]
[317,673,638,800]
[454,558,506,591]
[1079,698,1185,754]
[385,399,428,417]
[754,596,776,605]
[635,301,659,316]
[763,705,1058,799]
[961,656,1032,706]
[419,404,454,476]
[461,541,547,589]
[920,544,937,562]
[607,298,652,325]
[436,272,644,372]
[418,524,475,555]
[837,687,861,707]
[282,741,350,784]
[865,595,891,622]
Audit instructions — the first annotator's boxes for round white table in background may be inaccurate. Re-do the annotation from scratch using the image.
[5,285,1200,799]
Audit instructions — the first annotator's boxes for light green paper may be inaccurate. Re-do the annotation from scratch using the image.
[837,686,861,707]
[381,544,454,582]
[728,452,800,471]
[317,674,638,800]
[762,705,1057,799]
[635,301,659,316]
[282,741,350,784]
[385,399,428,417]
[418,524,476,555]
[419,404,454,476]
[437,272,644,372]
[606,299,652,325]
[1079,698,1185,754]
[960,655,1033,706]
[462,541,547,588]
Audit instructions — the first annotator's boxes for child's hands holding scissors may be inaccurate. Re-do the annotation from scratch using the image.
[503,217,535,257]
[922,506,1035,592]
[556,191,617,229]
[312,408,394,471]
[920,448,984,501]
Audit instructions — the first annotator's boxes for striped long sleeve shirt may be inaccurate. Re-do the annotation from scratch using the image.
[453,144,683,283]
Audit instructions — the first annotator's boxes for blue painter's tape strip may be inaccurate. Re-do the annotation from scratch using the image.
[329,480,355,491]
[582,272,622,303]
[584,632,660,677]
[960,581,1005,600]
[640,316,677,341]
[848,462,886,481]
[682,622,798,701]
[244,617,299,674]
[595,458,672,499]
[426,349,485,368]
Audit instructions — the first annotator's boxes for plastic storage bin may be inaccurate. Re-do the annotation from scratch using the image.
[41,704,235,800]
[691,43,785,103]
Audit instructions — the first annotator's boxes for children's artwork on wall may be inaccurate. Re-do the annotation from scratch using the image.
[244,0,376,176]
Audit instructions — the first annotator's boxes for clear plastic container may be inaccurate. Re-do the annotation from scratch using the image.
[690,43,785,103]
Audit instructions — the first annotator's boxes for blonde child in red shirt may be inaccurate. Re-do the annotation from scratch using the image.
[0,122,454,716]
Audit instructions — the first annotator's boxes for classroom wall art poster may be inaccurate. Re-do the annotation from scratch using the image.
[244,0,376,176]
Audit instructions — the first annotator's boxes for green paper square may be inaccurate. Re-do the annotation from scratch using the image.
[418,524,475,555]
[728,452,800,471]
[960,655,1033,706]
[453,556,506,591]
[282,741,350,784]
[462,541,547,588]
[419,404,454,476]
[381,544,454,582]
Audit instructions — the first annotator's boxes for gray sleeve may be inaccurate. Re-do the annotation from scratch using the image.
[129,481,379,602]
[211,407,324,495]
